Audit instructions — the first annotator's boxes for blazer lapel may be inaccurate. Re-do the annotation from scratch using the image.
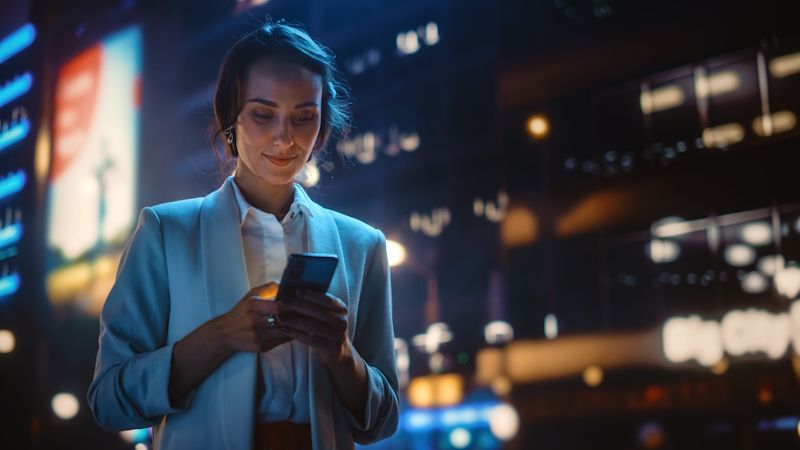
[303,192,350,313]
[302,189,350,450]
[200,181,256,450]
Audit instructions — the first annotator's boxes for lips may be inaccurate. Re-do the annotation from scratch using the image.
[262,153,297,167]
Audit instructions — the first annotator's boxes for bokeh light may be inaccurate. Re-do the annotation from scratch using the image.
[0,329,15,353]
[582,365,604,387]
[386,239,407,267]
[488,403,519,441]
[741,222,772,246]
[51,392,80,420]
[526,114,549,138]
[449,427,471,449]
[725,244,756,267]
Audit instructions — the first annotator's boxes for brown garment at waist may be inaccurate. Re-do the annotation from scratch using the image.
[254,421,312,450]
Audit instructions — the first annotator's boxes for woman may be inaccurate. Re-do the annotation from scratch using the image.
[88,21,399,450]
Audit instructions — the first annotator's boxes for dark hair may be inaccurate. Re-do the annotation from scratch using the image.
[212,20,350,163]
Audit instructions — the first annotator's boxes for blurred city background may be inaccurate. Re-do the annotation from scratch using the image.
[1,0,800,449]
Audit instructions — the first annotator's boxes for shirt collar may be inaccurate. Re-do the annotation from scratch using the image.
[227,176,314,225]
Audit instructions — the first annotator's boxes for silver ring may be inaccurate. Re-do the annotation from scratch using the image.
[266,314,278,327]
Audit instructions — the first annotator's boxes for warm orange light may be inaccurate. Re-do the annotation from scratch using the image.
[753,110,797,137]
[491,376,512,397]
[770,51,800,78]
[475,347,504,384]
[526,115,550,139]
[641,85,685,114]
[555,189,635,237]
[475,329,664,385]
[407,373,464,408]
[582,365,603,387]
[500,206,538,248]
[710,358,729,375]
[46,251,123,316]
[643,385,666,405]
[407,376,435,408]
[702,123,745,148]
[758,387,773,404]
[256,283,279,300]
[436,374,464,405]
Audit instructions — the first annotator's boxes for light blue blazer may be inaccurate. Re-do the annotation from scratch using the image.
[88,180,399,449]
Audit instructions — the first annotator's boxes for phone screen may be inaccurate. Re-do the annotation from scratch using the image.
[276,253,338,300]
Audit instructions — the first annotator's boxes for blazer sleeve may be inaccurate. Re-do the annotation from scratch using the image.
[87,207,191,431]
[343,228,400,443]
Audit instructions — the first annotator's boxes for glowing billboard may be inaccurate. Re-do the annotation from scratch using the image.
[46,26,141,315]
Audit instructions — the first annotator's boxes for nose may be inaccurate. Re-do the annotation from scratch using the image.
[272,118,294,151]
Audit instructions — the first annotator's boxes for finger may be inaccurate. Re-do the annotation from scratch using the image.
[284,309,347,335]
[253,324,294,344]
[248,298,283,316]
[282,327,312,346]
[279,299,346,327]
[279,313,339,338]
[279,313,344,340]
[281,327,338,353]
[292,290,347,313]
[295,290,346,312]
[248,282,279,300]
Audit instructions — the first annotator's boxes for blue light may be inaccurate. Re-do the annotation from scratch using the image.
[0,246,18,262]
[0,223,22,249]
[130,428,150,443]
[0,119,30,152]
[442,407,481,427]
[0,272,20,298]
[772,416,799,431]
[402,402,500,433]
[407,410,435,432]
[0,73,33,109]
[0,24,36,66]
[0,171,26,201]
[756,416,800,431]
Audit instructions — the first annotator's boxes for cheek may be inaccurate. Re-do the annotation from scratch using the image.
[238,120,269,148]
[297,121,323,146]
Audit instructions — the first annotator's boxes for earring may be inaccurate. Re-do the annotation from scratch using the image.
[224,126,234,144]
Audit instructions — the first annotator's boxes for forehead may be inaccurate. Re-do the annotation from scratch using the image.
[243,57,323,104]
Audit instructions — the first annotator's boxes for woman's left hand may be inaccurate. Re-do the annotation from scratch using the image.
[277,289,353,366]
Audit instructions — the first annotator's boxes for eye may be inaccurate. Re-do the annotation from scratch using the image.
[295,113,316,123]
[251,111,273,122]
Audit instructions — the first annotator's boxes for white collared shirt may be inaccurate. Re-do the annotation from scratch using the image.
[229,176,312,423]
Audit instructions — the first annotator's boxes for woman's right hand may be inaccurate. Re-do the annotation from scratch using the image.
[213,282,291,353]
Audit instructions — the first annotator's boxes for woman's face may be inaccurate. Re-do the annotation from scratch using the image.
[234,57,323,187]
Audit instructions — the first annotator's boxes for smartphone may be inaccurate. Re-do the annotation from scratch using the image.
[276,253,339,301]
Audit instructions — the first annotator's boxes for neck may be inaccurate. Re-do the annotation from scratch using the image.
[233,164,294,221]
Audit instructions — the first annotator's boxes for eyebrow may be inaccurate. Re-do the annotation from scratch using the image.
[245,98,319,108]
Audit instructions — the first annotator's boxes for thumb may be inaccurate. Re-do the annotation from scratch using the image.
[253,282,279,300]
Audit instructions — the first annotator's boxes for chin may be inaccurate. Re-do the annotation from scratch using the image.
[257,170,300,187]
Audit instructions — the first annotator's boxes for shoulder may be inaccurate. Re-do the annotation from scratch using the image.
[126,197,204,245]
[144,197,204,229]
[325,207,384,247]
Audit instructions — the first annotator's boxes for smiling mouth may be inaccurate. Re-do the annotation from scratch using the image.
[262,154,297,167]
